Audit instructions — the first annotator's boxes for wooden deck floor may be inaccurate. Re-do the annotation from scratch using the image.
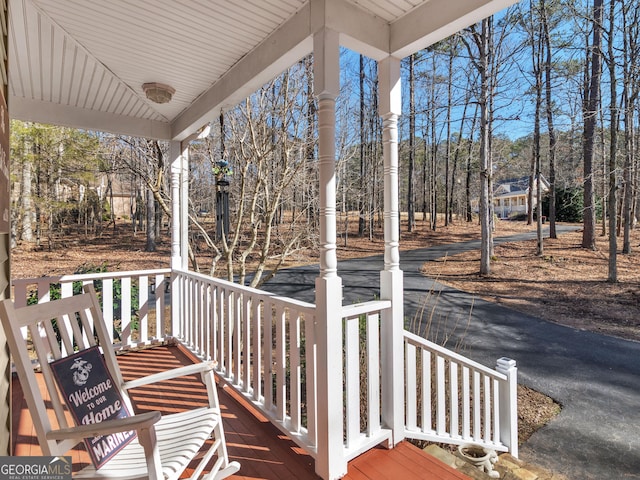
[11,344,469,480]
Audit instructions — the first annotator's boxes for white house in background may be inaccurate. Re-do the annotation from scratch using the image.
[493,175,550,219]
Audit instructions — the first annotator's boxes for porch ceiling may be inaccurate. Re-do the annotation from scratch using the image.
[8,0,516,141]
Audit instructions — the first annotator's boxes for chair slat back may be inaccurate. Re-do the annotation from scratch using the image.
[0,285,132,456]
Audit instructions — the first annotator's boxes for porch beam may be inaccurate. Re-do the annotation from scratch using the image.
[9,97,171,140]
[171,0,392,142]
[390,0,517,58]
[310,0,389,61]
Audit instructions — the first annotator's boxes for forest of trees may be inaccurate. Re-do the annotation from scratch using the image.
[9,0,640,285]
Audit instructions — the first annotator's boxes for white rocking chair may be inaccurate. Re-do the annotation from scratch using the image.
[1,285,240,480]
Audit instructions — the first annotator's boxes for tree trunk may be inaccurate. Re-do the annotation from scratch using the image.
[429,55,437,231]
[466,104,479,223]
[450,96,469,223]
[430,103,438,231]
[606,0,618,282]
[622,1,638,254]
[407,54,416,232]
[582,0,603,251]
[146,187,156,252]
[422,123,428,222]
[527,157,535,225]
[35,155,42,248]
[358,54,366,237]
[445,46,454,226]
[478,18,493,275]
[155,202,162,239]
[20,157,33,241]
[599,109,607,237]
[542,0,557,239]
[530,0,544,255]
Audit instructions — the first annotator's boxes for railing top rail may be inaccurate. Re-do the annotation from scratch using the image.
[341,300,392,318]
[12,268,172,287]
[404,330,507,380]
[174,268,316,313]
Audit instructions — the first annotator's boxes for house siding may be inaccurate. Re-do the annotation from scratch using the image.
[493,175,549,219]
[1,0,10,456]
[0,233,8,457]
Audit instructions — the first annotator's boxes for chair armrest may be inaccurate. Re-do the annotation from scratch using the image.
[122,361,216,390]
[46,411,161,441]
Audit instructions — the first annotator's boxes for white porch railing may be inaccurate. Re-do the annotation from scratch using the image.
[12,268,172,350]
[403,330,518,457]
[172,269,400,476]
[13,267,518,476]
[340,300,393,461]
[495,204,527,219]
[171,268,319,454]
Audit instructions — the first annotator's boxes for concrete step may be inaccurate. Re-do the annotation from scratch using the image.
[422,445,570,480]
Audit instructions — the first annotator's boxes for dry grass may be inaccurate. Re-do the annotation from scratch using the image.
[425,224,640,342]
[15,217,638,343]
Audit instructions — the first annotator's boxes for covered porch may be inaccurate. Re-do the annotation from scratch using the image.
[11,265,517,479]
[3,1,518,479]
[12,342,471,480]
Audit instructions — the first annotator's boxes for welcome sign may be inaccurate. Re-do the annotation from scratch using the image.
[51,346,136,468]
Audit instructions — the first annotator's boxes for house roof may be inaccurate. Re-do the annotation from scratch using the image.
[494,175,549,197]
[495,176,530,195]
[8,0,517,141]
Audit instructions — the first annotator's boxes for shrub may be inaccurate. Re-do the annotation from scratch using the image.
[542,187,583,223]
[27,262,140,340]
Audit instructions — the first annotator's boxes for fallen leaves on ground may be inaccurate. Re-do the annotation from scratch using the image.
[16,218,638,448]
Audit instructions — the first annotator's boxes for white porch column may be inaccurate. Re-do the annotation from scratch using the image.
[313,28,346,480]
[180,142,190,270]
[169,140,190,271]
[378,56,405,446]
[169,140,184,340]
[169,141,183,270]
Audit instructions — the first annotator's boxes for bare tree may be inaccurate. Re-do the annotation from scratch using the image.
[581,0,603,251]
[443,40,458,226]
[541,0,558,239]
[622,0,640,254]
[450,88,472,223]
[464,17,494,275]
[407,53,417,231]
[216,65,313,287]
[19,133,33,242]
[526,0,545,255]
[604,0,619,282]
[426,53,439,231]
[146,186,156,252]
[466,104,479,223]
[359,54,367,236]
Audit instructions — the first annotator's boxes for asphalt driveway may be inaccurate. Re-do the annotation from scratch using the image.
[264,226,640,479]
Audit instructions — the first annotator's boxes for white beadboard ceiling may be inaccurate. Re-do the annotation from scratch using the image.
[8,0,516,141]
